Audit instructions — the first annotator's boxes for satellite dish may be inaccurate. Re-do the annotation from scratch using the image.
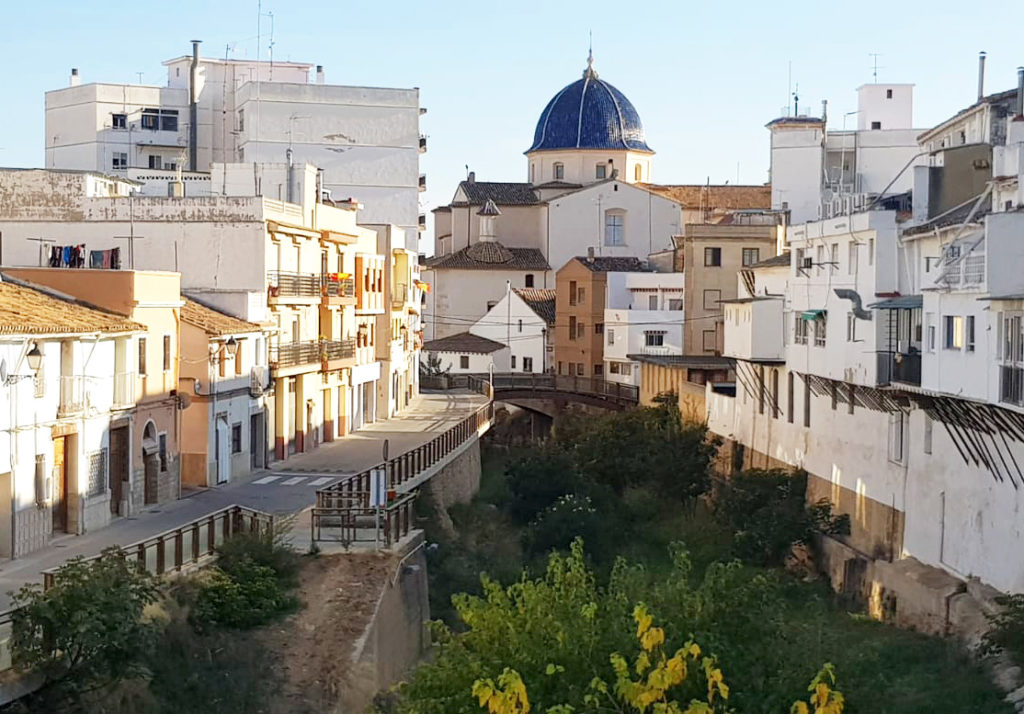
[0,359,7,384]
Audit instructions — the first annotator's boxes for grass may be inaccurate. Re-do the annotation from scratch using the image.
[425,441,1011,714]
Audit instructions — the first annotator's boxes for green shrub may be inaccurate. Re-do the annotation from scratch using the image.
[504,446,579,524]
[522,494,610,561]
[215,527,301,588]
[192,556,297,629]
[982,593,1024,667]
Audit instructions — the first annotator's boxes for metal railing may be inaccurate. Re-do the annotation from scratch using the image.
[311,402,494,547]
[58,376,85,416]
[321,276,355,298]
[270,340,321,368]
[421,373,639,404]
[267,271,321,298]
[877,352,922,387]
[1001,365,1024,406]
[322,338,356,362]
[113,371,135,407]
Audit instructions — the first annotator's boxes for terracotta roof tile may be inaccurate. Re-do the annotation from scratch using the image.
[571,256,649,273]
[514,288,556,325]
[639,183,772,211]
[423,331,506,354]
[424,242,550,271]
[0,277,143,335]
[181,298,262,336]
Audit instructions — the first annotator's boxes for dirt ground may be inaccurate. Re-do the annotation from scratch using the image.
[260,550,397,714]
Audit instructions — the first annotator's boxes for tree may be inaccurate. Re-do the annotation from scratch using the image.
[505,446,580,524]
[10,547,161,708]
[421,353,451,377]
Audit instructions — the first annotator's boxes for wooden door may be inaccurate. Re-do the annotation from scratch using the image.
[109,426,128,515]
[52,437,68,533]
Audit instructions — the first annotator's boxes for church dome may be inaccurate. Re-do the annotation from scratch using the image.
[527,55,652,154]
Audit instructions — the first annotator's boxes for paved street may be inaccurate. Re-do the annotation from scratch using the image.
[0,391,487,610]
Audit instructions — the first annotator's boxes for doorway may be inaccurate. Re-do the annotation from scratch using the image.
[142,421,158,504]
[250,412,264,469]
[109,426,129,516]
[216,416,230,485]
[52,436,69,533]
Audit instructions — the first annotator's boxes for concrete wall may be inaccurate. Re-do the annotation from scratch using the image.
[423,268,549,342]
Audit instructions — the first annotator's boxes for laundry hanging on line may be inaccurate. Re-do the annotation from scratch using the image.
[48,245,87,268]
[88,247,121,270]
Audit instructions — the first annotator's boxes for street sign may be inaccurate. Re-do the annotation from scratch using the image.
[370,467,387,507]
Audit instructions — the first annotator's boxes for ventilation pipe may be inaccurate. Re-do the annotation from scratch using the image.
[315,65,325,85]
[69,68,80,87]
[977,51,987,101]
[286,147,295,204]
[189,40,201,171]
[1017,66,1024,117]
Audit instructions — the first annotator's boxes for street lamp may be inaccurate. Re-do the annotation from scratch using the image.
[224,337,239,358]
[25,345,42,373]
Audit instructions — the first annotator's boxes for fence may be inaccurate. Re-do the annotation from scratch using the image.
[421,373,638,404]
[267,270,321,298]
[310,402,493,547]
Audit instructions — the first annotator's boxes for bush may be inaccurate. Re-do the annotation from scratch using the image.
[9,547,160,708]
[982,593,1024,666]
[192,555,298,630]
[504,446,579,524]
[522,494,610,560]
[215,527,301,588]
[714,469,849,566]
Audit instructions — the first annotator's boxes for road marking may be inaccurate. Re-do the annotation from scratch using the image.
[253,476,282,485]
[281,476,306,486]
[309,477,334,486]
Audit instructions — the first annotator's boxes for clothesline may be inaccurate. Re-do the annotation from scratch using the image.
[47,245,121,270]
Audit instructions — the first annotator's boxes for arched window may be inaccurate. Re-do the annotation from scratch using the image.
[604,209,625,246]
[553,163,564,180]
[634,164,643,182]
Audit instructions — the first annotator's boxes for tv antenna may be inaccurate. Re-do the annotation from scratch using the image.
[869,53,883,83]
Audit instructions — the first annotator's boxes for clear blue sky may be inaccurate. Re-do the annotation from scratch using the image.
[3,0,1024,230]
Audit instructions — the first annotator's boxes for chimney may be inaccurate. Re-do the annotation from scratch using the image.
[1018,66,1024,117]
[69,68,80,87]
[821,99,828,125]
[978,51,987,101]
[467,171,476,184]
[316,65,325,85]
[189,40,201,172]
[587,247,595,262]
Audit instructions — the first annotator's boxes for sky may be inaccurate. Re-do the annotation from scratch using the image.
[3,0,1024,246]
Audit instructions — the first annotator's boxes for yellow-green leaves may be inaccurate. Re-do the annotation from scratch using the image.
[791,663,845,714]
[473,668,531,714]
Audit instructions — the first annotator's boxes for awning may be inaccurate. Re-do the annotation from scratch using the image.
[868,295,923,310]
[801,309,826,320]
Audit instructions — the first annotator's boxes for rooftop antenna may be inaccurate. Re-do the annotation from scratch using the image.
[265,11,275,80]
[792,82,799,116]
[869,53,883,83]
[136,72,144,84]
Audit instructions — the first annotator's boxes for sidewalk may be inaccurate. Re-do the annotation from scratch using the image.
[0,391,487,610]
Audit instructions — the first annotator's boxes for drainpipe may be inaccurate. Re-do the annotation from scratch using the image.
[189,40,201,171]
[286,147,294,204]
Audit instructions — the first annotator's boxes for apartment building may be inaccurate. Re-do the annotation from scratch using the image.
[603,271,686,385]
[0,277,145,557]
[45,45,424,231]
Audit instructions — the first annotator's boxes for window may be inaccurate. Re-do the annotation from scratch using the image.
[231,424,242,454]
[605,210,625,246]
[702,289,721,312]
[803,375,811,427]
[830,243,838,273]
[148,155,162,170]
[511,355,516,369]
[634,164,642,182]
[142,108,178,131]
[459,355,469,369]
[558,361,563,375]
[138,337,147,376]
[162,335,171,371]
[577,322,585,338]
[112,152,127,169]
[569,281,577,306]
[569,316,577,340]
[944,315,964,349]
[847,242,857,275]
[886,88,893,99]
[596,163,606,179]
[525,274,534,288]
[112,113,127,129]
[794,314,808,345]
[238,109,244,132]
[771,369,779,418]
[966,316,976,352]
[888,412,906,464]
[644,330,665,347]
[610,361,620,374]
[620,363,631,376]
[795,247,805,272]
[158,433,168,472]
[649,295,659,310]
[668,298,683,311]
[593,364,603,376]
[871,121,882,130]
[607,328,614,346]
[577,287,585,303]
[742,248,760,267]
[553,163,564,180]
[846,313,857,342]
[576,362,585,376]
[160,111,178,132]
[87,449,107,498]
[595,323,604,334]
[926,313,936,351]
[517,319,523,333]
[523,357,533,372]
[141,110,159,130]
[704,247,722,267]
[787,372,794,423]
[702,330,717,352]
[814,314,827,347]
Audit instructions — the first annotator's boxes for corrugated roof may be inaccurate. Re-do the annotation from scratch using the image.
[640,183,772,210]
[423,331,506,355]
[867,295,923,310]
[455,181,540,206]
[514,288,556,325]
[0,277,143,335]
[902,198,989,236]
[571,256,649,273]
[424,242,550,271]
[181,298,262,336]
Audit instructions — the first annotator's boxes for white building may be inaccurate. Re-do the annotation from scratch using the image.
[471,287,555,374]
[421,333,509,375]
[45,44,423,232]
[0,277,144,558]
[604,271,686,387]
[768,84,925,225]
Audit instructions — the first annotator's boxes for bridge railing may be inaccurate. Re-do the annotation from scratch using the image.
[488,373,638,403]
[420,373,491,396]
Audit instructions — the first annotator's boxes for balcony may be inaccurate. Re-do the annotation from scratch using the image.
[722,298,784,362]
[418,174,426,192]
[877,352,922,387]
[321,338,357,369]
[321,275,356,306]
[1001,365,1024,406]
[392,282,408,308]
[270,341,321,371]
[113,371,135,407]
[267,271,321,301]
[58,376,86,416]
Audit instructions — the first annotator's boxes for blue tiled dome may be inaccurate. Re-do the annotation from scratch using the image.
[527,57,652,154]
